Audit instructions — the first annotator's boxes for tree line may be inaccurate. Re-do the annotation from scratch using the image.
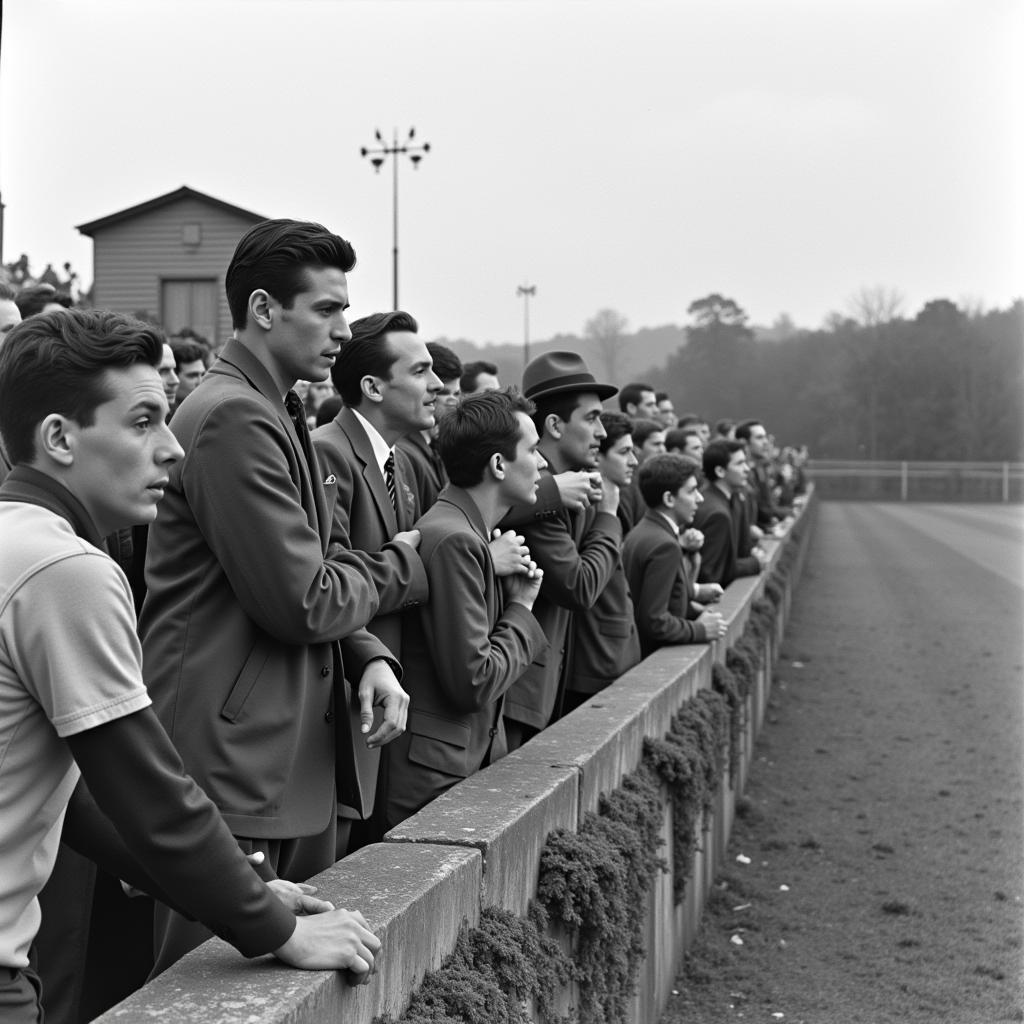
[444,292,1023,461]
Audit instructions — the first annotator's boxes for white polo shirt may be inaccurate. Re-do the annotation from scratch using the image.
[0,502,150,968]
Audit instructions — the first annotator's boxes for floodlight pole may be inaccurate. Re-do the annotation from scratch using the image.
[361,128,431,311]
[517,283,536,367]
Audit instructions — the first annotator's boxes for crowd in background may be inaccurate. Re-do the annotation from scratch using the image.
[0,221,806,1023]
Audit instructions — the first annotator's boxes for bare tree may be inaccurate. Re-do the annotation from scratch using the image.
[845,286,904,459]
[847,285,904,327]
[585,308,629,383]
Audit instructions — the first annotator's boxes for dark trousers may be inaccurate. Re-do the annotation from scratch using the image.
[34,844,95,1024]
[503,718,540,752]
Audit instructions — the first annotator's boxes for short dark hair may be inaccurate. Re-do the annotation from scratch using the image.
[734,419,762,443]
[703,439,745,480]
[598,410,633,454]
[15,284,72,318]
[618,382,654,413]
[460,360,498,393]
[332,310,419,406]
[631,418,664,449]
[170,339,207,369]
[0,309,163,465]
[532,391,585,435]
[315,395,343,427]
[676,413,702,430]
[225,219,356,330]
[713,418,734,438]
[655,391,671,403]
[664,427,701,453]
[437,387,535,488]
[637,453,701,508]
[426,342,462,385]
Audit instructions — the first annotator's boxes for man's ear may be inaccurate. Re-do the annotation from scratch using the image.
[249,290,273,331]
[487,452,505,482]
[661,489,675,509]
[38,414,74,468]
[362,375,384,404]
[543,413,562,441]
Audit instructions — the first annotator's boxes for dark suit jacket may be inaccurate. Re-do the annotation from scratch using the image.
[140,339,393,840]
[384,486,546,827]
[310,409,430,825]
[616,477,645,535]
[570,547,641,695]
[499,458,622,730]
[623,510,710,657]
[311,407,428,653]
[749,460,791,527]
[737,486,757,557]
[692,483,761,587]
[397,431,446,514]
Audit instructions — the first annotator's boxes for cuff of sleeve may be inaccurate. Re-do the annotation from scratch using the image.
[222,896,297,959]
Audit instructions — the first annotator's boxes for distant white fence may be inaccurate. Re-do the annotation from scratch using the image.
[807,460,1024,502]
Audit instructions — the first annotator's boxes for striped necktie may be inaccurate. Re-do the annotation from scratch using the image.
[383,451,397,511]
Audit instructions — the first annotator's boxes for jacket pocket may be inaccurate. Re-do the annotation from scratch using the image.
[406,710,471,779]
[220,643,270,722]
[595,615,634,639]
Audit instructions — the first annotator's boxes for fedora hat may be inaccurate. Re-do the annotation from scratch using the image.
[522,351,617,403]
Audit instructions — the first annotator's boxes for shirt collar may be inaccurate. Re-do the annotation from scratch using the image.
[0,465,105,548]
[351,407,394,474]
[657,509,680,536]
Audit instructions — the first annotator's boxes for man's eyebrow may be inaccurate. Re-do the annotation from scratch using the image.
[128,399,164,415]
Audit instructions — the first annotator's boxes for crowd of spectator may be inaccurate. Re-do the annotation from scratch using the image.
[0,221,806,1023]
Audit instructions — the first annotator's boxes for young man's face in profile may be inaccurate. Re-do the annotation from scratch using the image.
[501,412,545,505]
[723,449,750,490]
[638,430,667,461]
[556,393,606,469]
[378,332,443,433]
[670,474,702,527]
[597,432,637,489]
[266,266,352,388]
[63,363,183,535]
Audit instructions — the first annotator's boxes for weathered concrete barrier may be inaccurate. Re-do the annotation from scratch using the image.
[98,491,817,1024]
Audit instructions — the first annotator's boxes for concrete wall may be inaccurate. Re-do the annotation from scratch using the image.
[97,493,818,1024]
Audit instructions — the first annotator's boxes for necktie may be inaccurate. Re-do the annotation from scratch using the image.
[284,391,315,471]
[383,451,398,511]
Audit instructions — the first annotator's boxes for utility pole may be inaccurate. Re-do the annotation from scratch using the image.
[516,283,536,367]
[361,127,431,310]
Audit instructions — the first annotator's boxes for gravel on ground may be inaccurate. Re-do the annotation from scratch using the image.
[660,502,1024,1024]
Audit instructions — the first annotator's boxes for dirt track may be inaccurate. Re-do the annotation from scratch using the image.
[661,502,1024,1024]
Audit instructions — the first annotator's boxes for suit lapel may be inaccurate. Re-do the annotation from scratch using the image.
[340,409,399,535]
[211,341,328,551]
[440,486,502,615]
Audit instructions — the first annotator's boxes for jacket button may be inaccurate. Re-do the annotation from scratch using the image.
[321,666,330,677]
[324,710,334,723]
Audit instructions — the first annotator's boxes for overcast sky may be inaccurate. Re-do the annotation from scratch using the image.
[2,0,1020,343]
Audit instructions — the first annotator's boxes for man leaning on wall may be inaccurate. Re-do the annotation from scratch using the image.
[140,219,409,974]
[0,309,382,1024]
